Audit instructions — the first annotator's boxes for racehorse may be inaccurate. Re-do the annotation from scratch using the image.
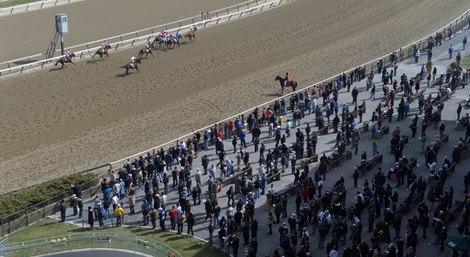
[166,34,182,49]
[123,58,141,76]
[92,44,112,59]
[137,47,154,59]
[55,53,76,68]
[185,31,196,41]
[275,75,298,94]
[151,33,165,48]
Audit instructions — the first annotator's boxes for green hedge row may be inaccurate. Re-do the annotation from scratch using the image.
[0,173,97,219]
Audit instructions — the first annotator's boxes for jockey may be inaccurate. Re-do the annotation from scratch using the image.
[160,30,168,37]
[65,49,73,60]
[284,72,290,87]
[144,42,150,52]
[174,31,181,39]
[190,25,197,32]
[130,56,136,64]
[100,40,108,50]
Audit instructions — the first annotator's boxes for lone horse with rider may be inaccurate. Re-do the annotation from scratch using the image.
[275,72,298,94]
[185,25,198,41]
[123,56,141,75]
[92,41,112,59]
[138,42,154,59]
[55,50,76,68]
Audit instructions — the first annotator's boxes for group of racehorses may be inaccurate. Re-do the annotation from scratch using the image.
[53,30,197,76]
[51,28,297,91]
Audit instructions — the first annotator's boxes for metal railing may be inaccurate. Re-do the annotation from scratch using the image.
[1,233,182,257]
[108,8,470,169]
[0,173,104,237]
[0,0,78,15]
[0,0,286,76]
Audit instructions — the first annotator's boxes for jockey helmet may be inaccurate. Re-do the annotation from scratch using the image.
[131,56,136,61]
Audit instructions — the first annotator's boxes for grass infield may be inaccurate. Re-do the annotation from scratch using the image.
[6,218,226,257]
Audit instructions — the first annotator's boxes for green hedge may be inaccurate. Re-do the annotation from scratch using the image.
[0,173,97,219]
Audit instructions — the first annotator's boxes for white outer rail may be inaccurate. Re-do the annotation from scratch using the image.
[0,0,79,16]
[0,0,279,76]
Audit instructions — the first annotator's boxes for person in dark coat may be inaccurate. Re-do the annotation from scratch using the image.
[87,206,94,228]
[251,219,258,240]
[242,222,250,245]
[231,233,240,257]
[59,199,67,222]
[187,212,195,236]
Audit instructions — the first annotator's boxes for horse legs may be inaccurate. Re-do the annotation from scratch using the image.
[149,51,154,57]
[125,66,129,75]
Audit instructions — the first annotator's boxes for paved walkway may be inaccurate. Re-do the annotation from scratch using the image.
[52,27,470,257]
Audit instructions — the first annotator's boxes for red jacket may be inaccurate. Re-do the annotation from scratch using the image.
[169,208,177,219]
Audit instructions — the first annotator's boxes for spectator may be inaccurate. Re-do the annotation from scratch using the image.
[439,122,446,138]
[114,204,124,226]
[59,199,67,222]
[150,207,157,229]
[187,212,195,236]
[87,206,94,228]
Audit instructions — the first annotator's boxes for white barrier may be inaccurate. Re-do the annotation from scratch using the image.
[108,7,470,168]
[0,0,279,76]
[0,0,81,16]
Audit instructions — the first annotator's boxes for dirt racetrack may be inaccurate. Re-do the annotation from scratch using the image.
[0,0,247,61]
[0,0,470,194]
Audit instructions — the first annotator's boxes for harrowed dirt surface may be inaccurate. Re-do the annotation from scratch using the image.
[0,0,469,194]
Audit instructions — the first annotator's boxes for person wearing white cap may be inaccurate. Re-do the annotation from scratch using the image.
[279,222,288,236]
[71,194,80,216]
[288,213,297,233]
[195,168,202,186]
[258,164,266,176]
